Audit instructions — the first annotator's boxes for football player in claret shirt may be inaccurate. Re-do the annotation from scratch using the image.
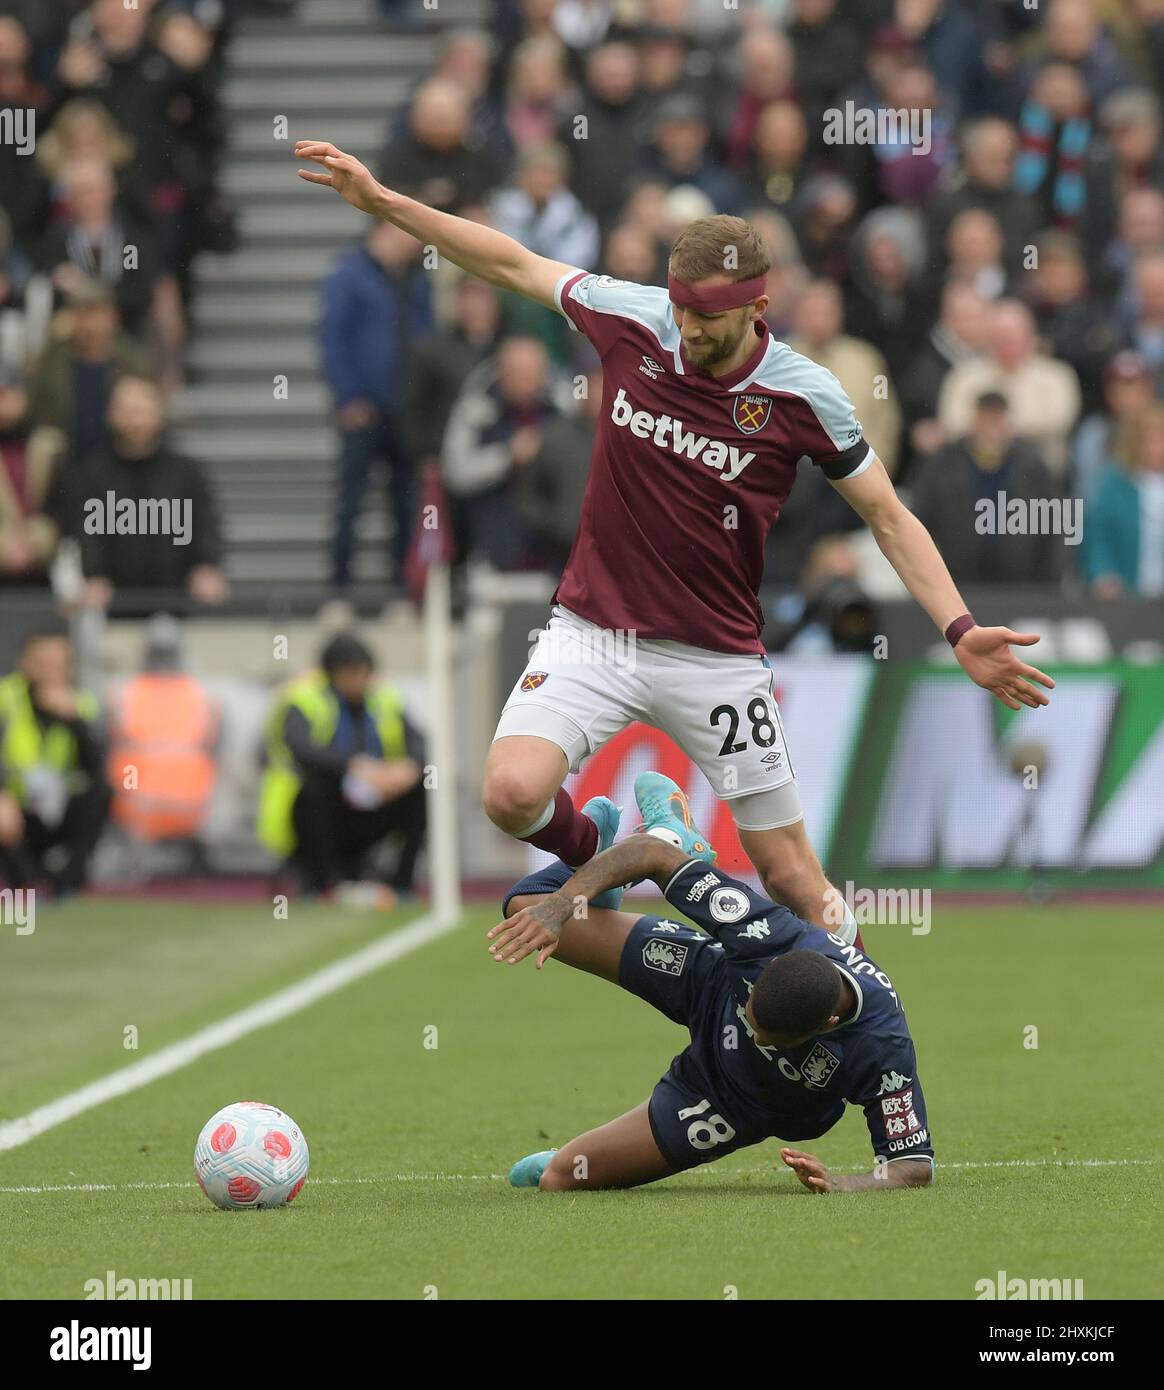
[488,774,934,1195]
[296,141,1054,937]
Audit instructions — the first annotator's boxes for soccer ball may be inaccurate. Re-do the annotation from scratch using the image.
[194,1101,309,1210]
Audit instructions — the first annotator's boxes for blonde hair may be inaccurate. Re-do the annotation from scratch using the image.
[36,99,134,178]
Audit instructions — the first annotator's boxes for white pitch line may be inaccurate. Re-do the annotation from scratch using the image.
[1,1157,1158,1194]
[0,910,457,1154]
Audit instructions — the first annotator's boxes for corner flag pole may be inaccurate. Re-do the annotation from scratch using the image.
[423,559,461,925]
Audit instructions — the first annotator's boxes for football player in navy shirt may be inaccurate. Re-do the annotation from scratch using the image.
[489,775,934,1195]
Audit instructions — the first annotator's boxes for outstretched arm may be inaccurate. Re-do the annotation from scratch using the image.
[781,1148,932,1194]
[487,835,690,969]
[295,140,576,308]
[830,457,1055,711]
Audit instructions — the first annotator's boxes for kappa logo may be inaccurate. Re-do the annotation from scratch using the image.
[709,887,751,923]
[877,1070,913,1095]
[732,392,772,436]
[609,388,757,481]
[639,355,666,380]
[740,920,770,940]
[801,1042,841,1089]
[520,671,549,692]
[643,938,689,975]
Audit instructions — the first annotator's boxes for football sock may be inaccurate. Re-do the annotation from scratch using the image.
[516,788,598,866]
[502,860,572,919]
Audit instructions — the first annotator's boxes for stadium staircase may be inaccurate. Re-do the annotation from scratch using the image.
[172,0,486,605]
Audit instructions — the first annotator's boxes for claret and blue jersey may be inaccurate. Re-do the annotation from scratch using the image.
[621,860,934,1173]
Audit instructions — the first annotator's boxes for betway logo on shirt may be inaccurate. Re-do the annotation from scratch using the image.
[610,388,756,482]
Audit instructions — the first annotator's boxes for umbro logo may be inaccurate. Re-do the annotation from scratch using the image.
[639,355,665,380]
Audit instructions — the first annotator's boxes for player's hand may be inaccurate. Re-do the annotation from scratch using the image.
[487,894,571,969]
[780,1148,837,1194]
[954,626,1055,711]
[295,141,383,215]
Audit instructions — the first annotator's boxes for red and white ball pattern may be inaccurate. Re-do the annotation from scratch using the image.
[194,1101,309,1210]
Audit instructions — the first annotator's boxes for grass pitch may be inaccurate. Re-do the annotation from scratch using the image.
[0,895,1160,1300]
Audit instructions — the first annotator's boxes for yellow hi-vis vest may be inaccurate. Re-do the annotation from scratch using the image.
[0,673,100,801]
[257,671,408,857]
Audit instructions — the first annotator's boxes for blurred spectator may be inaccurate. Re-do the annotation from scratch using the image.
[1125,252,1164,382]
[34,155,164,338]
[934,205,1012,306]
[748,206,807,338]
[786,0,864,141]
[844,206,930,386]
[899,283,991,468]
[502,36,572,153]
[105,614,220,850]
[745,100,814,215]
[1105,186,1164,324]
[1027,230,1123,412]
[0,621,110,895]
[871,59,954,207]
[912,391,1064,585]
[1026,0,1137,107]
[73,374,227,610]
[490,144,599,270]
[893,0,992,121]
[0,363,57,584]
[601,220,660,283]
[320,221,433,591]
[647,93,743,213]
[409,277,502,471]
[938,300,1082,476]
[1087,401,1164,597]
[1073,350,1157,505]
[257,631,426,902]
[380,77,508,213]
[788,278,902,476]
[562,40,647,229]
[924,117,1040,275]
[1082,88,1164,264]
[718,26,795,170]
[25,277,151,461]
[1013,62,1094,229]
[791,172,858,281]
[0,13,50,245]
[440,334,574,570]
[514,361,600,572]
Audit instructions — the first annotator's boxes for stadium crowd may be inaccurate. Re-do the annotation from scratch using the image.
[321,0,1164,609]
[1,0,1163,617]
[0,0,233,608]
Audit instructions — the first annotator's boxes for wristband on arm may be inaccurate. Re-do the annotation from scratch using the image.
[944,613,976,649]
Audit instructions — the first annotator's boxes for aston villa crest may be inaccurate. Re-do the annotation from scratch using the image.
[732,393,772,435]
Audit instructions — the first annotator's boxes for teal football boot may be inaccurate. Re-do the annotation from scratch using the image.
[634,772,716,863]
[508,1150,556,1188]
[581,795,623,908]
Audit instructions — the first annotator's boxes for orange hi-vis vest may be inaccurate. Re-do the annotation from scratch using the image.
[106,672,219,841]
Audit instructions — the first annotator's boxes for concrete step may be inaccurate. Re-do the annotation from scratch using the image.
[196,287,323,326]
[223,73,414,110]
[171,427,334,463]
[238,198,367,237]
[230,32,434,69]
[193,246,338,287]
[187,333,321,374]
[227,115,387,154]
[174,380,330,417]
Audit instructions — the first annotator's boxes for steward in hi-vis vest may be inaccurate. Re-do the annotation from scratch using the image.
[258,632,425,903]
[0,624,111,894]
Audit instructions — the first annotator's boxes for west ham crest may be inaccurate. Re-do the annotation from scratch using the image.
[732,393,772,436]
[520,671,549,692]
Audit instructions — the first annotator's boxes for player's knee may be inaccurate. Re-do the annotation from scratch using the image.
[481,765,548,833]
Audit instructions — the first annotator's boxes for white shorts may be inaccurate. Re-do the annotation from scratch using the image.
[493,607,803,831]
